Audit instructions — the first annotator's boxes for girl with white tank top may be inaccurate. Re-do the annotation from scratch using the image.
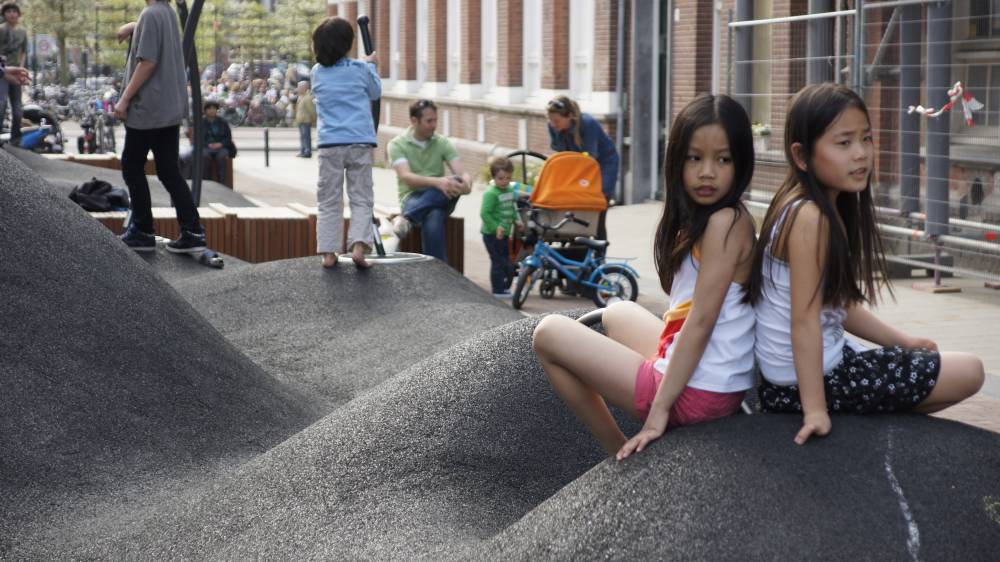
[754,201,861,386]
[746,83,983,446]
[532,94,759,459]
[654,248,755,393]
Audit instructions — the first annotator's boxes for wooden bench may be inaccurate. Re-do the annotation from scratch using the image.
[90,204,464,273]
[50,153,235,189]
[181,152,234,189]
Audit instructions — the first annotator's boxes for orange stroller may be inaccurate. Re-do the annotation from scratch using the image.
[507,151,638,307]
[506,150,606,263]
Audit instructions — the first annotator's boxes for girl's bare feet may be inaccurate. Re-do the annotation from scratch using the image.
[351,243,373,269]
[322,253,338,268]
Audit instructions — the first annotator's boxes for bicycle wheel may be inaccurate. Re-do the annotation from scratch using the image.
[590,265,639,308]
[512,264,537,310]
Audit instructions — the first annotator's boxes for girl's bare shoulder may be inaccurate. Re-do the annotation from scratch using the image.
[705,206,755,241]
[786,200,825,237]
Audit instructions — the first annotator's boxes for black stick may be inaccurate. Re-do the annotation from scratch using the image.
[357,15,385,257]
[178,0,205,206]
[356,15,379,133]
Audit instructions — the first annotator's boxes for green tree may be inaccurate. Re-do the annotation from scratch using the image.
[91,0,144,76]
[21,0,91,85]
[228,0,268,74]
[194,0,227,76]
[273,0,323,63]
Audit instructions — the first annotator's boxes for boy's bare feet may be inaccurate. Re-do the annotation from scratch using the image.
[322,253,338,268]
[351,243,373,269]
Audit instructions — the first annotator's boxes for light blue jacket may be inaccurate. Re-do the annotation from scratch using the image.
[312,59,382,146]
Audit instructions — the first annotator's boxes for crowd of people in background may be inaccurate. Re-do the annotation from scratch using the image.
[194,65,309,129]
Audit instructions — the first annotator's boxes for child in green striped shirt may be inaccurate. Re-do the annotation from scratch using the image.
[480,157,521,298]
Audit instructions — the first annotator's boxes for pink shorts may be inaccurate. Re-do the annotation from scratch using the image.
[634,360,745,427]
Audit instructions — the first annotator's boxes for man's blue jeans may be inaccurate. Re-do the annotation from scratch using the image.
[402,188,458,263]
[298,123,312,156]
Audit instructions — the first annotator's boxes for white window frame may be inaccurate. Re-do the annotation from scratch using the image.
[522,0,543,101]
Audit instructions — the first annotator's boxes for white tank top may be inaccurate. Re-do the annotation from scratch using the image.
[652,251,756,393]
[754,202,853,386]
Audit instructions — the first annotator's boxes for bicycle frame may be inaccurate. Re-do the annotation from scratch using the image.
[523,242,605,290]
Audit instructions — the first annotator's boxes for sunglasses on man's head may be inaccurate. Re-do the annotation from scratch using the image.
[414,99,433,109]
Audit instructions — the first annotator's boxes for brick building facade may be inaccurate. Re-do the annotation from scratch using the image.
[324,0,627,198]
[320,1,1000,218]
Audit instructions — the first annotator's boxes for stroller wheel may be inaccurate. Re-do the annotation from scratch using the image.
[540,267,559,299]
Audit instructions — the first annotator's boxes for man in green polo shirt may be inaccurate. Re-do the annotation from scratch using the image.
[388,99,471,263]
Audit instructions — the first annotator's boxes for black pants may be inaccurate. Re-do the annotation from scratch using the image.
[122,125,202,233]
[483,234,515,293]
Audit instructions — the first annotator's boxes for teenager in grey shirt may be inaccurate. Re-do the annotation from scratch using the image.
[0,2,27,144]
[115,0,205,253]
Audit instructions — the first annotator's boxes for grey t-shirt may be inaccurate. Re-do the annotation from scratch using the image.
[0,24,27,63]
[123,1,188,129]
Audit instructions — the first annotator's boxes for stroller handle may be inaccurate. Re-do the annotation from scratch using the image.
[527,209,589,231]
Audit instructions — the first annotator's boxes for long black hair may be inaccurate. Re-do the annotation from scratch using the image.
[745,82,889,308]
[654,93,755,293]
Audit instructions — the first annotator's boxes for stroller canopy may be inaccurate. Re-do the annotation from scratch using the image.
[530,152,608,212]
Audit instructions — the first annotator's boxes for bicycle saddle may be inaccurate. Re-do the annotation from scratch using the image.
[573,237,609,250]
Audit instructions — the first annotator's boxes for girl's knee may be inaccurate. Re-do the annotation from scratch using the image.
[941,352,985,396]
[602,300,640,331]
[964,355,986,393]
[532,314,572,356]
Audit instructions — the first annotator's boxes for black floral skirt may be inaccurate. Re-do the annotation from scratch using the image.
[760,344,941,414]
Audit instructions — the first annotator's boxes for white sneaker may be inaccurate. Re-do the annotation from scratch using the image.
[392,215,412,238]
[492,291,513,299]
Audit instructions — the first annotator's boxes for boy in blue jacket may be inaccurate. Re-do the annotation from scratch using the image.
[312,17,381,268]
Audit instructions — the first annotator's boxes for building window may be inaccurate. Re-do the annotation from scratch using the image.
[964,64,1000,127]
[750,0,772,128]
[969,0,1000,39]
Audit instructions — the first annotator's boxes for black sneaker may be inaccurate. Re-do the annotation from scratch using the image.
[166,229,206,253]
[120,224,156,252]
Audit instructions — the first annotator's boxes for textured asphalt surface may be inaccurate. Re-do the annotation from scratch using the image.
[54,317,627,559]
[0,150,315,557]
[4,146,1000,558]
[487,414,1000,560]
[4,145,254,207]
[138,245,249,284]
[172,257,523,413]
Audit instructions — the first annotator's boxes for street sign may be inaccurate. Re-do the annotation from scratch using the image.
[35,34,57,58]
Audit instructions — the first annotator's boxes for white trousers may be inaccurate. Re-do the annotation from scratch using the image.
[316,145,375,254]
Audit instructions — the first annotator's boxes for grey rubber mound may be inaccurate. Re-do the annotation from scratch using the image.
[172,257,524,412]
[139,245,249,284]
[488,413,1000,560]
[5,145,254,207]
[51,315,635,559]
[0,149,316,556]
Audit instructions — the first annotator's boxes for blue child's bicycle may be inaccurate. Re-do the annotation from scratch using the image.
[512,209,639,309]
